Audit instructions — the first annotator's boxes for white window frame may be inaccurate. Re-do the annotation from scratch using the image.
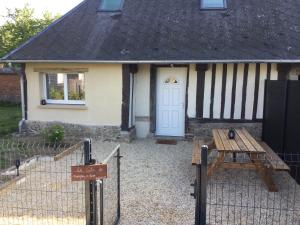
[200,0,227,9]
[43,73,86,105]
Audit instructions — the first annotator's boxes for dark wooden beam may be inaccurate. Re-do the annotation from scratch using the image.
[188,117,263,124]
[129,64,138,74]
[252,63,260,120]
[266,63,271,80]
[277,63,292,80]
[195,64,208,118]
[150,65,157,133]
[210,64,216,119]
[153,64,189,68]
[241,63,249,119]
[220,64,227,119]
[121,64,131,131]
[230,63,238,119]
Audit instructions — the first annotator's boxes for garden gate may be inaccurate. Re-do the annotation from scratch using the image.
[0,137,121,225]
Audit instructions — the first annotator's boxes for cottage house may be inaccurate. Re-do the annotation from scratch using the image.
[1,0,300,141]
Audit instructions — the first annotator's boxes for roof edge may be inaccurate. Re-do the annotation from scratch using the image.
[1,59,300,64]
[1,0,88,60]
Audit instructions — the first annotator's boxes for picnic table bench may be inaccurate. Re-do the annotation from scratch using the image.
[192,128,290,192]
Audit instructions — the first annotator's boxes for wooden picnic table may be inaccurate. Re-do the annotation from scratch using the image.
[210,128,278,192]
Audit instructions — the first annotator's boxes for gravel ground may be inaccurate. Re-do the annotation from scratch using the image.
[114,139,195,225]
[0,139,299,225]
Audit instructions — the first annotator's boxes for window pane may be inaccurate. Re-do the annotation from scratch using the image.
[67,74,85,100]
[46,74,65,100]
[100,0,122,11]
[202,0,225,8]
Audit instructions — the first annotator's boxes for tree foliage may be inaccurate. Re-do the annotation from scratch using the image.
[0,5,60,58]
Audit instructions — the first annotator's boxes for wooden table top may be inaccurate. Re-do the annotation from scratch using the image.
[212,129,266,153]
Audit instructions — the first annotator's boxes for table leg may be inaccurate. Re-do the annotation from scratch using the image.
[208,152,225,177]
[233,152,237,162]
[250,154,278,192]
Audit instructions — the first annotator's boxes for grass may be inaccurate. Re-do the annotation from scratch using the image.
[0,102,21,137]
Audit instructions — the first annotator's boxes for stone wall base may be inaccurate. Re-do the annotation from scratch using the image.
[21,120,135,142]
[120,128,136,143]
[187,119,262,140]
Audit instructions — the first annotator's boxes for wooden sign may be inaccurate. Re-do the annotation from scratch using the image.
[71,164,107,181]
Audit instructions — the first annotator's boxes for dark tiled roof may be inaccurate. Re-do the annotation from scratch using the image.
[2,0,300,62]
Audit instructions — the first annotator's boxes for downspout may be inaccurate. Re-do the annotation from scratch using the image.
[14,63,27,132]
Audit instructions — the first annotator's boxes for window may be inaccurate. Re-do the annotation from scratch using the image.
[44,73,85,104]
[99,0,123,11]
[200,0,227,9]
[165,78,178,84]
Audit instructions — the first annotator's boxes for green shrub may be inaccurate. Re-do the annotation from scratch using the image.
[49,88,64,100]
[43,125,64,144]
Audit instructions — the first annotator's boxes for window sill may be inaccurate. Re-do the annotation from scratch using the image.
[38,104,88,110]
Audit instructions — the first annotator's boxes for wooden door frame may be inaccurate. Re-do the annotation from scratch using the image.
[150,64,190,135]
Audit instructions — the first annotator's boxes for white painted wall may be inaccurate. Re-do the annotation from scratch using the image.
[288,65,300,80]
[134,64,150,138]
[213,64,223,119]
[187,64,197,118]
[24,62,281,139]
[203,66,212,118]
[26,63,122,126]
[234,64,245,119]
[256,63,268,119]
[271,63,278,80]
[245,63,256,120]
[223,64,234,119]
[193,63,279,120]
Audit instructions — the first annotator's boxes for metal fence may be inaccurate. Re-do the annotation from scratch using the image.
[193,147,300,225]
[0,137,86,225]
[0,137,121,225]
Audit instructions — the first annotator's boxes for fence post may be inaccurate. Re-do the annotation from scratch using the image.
[99,180,104,225]
[200,145,208,225]
[117,147,121,220]
[195,164,201,224]
[195,145,208,225]
[84,139,97,225]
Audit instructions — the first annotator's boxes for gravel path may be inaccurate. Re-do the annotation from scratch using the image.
[114,139,195,225]
[0,139,299,225]
[93,139,299,225]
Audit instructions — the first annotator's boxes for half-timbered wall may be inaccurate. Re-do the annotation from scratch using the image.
[193,63,278,121]
[133,63,280,138]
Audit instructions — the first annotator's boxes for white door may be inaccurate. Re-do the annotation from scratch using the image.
[156,68,187,137]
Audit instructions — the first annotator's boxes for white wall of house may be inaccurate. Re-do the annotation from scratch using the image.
[133,63,279,138]
[24,62,281,138]
[201,63,278,120]
[134,64,151,138]
[25,63,122,126]
[187,64,197,118]
[289,65,300,80]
